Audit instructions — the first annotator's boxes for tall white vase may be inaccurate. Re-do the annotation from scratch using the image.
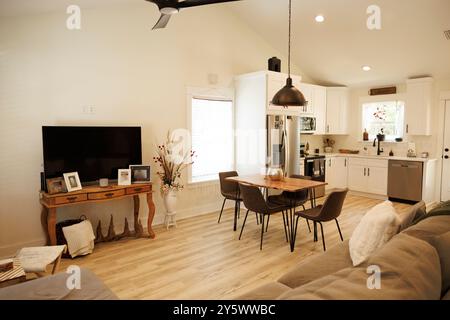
[163,189,178,229]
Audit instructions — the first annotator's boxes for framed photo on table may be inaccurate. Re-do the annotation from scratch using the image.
[129,165,151,184]
[63,172,82,192]
[118,169,132,186]
[46,177,68,194]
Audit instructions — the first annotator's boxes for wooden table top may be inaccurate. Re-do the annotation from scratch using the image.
[226,175,327,192]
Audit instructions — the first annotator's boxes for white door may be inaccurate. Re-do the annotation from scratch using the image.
[367,166,388,196]
[334,157,348,189]
[441,100,450,201]
[347,164,367,192]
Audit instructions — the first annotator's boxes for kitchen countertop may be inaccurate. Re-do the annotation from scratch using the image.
[322,153,436,162]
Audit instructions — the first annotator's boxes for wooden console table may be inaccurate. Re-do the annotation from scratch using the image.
[40,183,156,246]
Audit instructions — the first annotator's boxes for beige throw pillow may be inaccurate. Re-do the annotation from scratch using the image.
[349,201,401,266]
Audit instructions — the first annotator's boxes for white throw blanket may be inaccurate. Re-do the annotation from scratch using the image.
[62,220,95,258]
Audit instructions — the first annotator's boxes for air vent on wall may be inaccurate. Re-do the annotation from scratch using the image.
[445,30,450,40]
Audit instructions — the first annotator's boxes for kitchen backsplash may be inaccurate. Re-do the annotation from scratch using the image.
[301,134,437,158]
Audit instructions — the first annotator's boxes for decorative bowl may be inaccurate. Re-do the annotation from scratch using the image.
[267,167,284,181]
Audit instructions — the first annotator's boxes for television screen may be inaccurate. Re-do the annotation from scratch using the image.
[42,126,142,183]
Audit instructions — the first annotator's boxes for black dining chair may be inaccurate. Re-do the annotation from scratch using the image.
[294,188,348,251]
[218,171,242,223]
[238,183,290,250]
[267,175,313,232]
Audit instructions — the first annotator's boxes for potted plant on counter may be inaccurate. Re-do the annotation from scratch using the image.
[323,138,335,153]
[153,131,195,229]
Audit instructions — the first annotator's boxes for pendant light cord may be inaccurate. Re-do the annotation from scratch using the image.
[288,0,291,78]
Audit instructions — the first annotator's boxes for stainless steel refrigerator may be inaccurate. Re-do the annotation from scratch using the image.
[266,115,302,177]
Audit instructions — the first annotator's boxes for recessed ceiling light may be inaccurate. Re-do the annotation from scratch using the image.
[362,65,372,71]
[315,15,325,23]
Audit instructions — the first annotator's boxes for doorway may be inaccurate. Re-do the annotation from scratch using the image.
[441,100,450,201]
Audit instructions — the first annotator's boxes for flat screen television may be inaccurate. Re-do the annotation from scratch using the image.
[42,126,142,185]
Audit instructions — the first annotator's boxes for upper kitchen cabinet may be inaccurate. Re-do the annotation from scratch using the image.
[405,77,434,136]
[312,85,327,135]
[326,87,349,135]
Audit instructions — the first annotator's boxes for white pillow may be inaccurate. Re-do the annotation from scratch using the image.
[349,201,401,266]
[62,220,95,258]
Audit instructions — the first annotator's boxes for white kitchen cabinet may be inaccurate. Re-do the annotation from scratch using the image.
[297,83,314,114]
[347,158,388,196]
[347,163,367,193]
[326,156,348,190]
[312,85,327,134]
[326,87,349,135]
[405,77,433,136]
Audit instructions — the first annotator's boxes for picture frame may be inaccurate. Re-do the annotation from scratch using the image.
[63,172,82,192]
[129,165,151,184]
[118,169,132,186]
[46,177,68,194]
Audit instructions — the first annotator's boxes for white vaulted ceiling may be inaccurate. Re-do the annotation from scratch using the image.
[228,0,450,86]
[1,0,449,87]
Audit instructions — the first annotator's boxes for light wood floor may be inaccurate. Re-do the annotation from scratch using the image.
[59,194,411,300]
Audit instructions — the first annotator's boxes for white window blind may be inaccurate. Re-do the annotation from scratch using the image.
[191,98,234,182]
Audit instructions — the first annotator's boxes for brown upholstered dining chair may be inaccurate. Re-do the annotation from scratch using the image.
[268,175,313,233]
[294,188,348,251]
[238,183,290,250]
[218,171,242,223]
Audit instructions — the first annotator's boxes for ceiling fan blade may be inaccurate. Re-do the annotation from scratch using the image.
[177,0,241,9]
[152,13,171,29]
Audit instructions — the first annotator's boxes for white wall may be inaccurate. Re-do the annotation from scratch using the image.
[0,4,310,256]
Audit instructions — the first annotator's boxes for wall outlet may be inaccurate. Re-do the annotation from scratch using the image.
[82,106,95,114]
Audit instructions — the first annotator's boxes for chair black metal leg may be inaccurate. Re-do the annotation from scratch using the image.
[239,210,250,240]
[237,201,240,219]
[313,222,318,242]
[306,219,311,232]
[218,198,226,223]
[255,212,259,225]
[335,219,344,241]
[265,214,270,232]
[260,215,265,250]
[293,215,300,245]
[319,222,326,251]
[282,211,288,243]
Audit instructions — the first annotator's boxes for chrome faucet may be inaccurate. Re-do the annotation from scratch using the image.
[373,138,384,156]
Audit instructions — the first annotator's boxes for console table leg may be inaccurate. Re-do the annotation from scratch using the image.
[47,208,57,246]
[146,193,156,239]
[133,195,144,237]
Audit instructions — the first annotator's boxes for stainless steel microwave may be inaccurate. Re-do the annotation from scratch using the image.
[300,117,316,133]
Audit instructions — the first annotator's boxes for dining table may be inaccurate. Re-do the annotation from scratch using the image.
[226,174,327,252]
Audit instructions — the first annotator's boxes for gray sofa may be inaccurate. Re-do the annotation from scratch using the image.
[0,268,117,300]
[238,202,450,300]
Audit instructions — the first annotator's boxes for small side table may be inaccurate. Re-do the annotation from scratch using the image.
[0,258,26,288]
[164,213,177,230]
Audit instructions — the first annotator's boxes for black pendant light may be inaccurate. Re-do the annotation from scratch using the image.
[272,0,307,107]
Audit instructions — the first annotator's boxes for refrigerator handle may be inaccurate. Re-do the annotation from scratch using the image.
[283,128,289,177]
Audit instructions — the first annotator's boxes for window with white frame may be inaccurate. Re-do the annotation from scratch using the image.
[189,96,234,183]
[362,100,405,141]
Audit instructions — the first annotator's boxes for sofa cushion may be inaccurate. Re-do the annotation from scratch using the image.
[236,282,291,300]
[349,201,401,266]
[278,240,353,289]
[403,216,450,239]
[399,201,426,231]
[277,233,441,300]
[430,232,450,295]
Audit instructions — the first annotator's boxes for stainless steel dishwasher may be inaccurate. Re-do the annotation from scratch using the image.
[388,160,423,202]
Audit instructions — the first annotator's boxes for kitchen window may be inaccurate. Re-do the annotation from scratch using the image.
[188,88,234,183]
[362,100,405,141]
